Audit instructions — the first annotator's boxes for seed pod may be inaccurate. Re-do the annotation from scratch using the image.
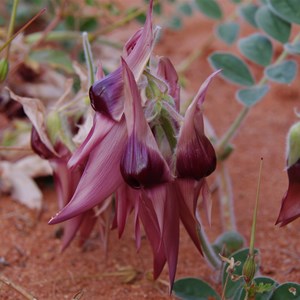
[242,254,256,284]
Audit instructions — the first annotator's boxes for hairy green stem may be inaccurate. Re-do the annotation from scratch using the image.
[218,162,237,231]
[197,224,221,270]
[6,0,19,58]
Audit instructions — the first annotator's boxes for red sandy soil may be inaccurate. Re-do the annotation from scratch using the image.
[1,3,300,299]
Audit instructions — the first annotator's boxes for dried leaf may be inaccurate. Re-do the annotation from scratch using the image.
[7,88,57,155]
[0,155,52,209]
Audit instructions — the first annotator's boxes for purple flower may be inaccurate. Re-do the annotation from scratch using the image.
[276,160,300,226]
[48,0,220,289]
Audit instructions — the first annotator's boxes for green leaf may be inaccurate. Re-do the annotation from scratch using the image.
[270,282,300,299]
[234,277,278,300]
[222,248,259,300]
[268,0,300,25]
[255,6,291,43]
[29,49,73,73]
[209,52,255,86]
[195,0,223,20]
[238,33,273,66]
[231,0,242,3]
[284,41,300,55]
[239,4,259,28]
[216,22,239,45]
[80,18,98,32]
[212,231,245,257]
[265,60,297,83]
[237,85,269,107]
[173,277,221,300]
[178,3,193,16]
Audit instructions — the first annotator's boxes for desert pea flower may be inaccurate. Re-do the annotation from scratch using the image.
[48,1,220,288]
[276,122,300,226]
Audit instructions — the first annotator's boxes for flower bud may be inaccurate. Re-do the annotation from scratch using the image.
[0,58,9,82]
[46,111,62,144]
[287,122,300,168]
[242,254,256,284]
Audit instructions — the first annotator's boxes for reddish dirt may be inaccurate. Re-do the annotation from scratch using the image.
[1,4,300,300]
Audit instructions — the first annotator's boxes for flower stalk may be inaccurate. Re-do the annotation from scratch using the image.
[197,224,221,270]
[218,162,237,231]
[5,0,19,59]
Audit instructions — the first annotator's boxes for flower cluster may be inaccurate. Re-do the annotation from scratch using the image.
[31,0,219,288]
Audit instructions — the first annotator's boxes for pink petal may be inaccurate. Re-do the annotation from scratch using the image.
[114,184,136,238]
[176,179,203,253]
[143,185,166,237]
[176,71,220,180]
[120,59,171,189]
[79,209,97,246]
[68,113,115,169]
[61,214,84,250]
[138,192,166,279]
[164,184,179,290]
[89,0,155,121]
[157,57,180,111]
[49,119,127,224]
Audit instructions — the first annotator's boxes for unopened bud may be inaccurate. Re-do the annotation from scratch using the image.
[0,58,9,82]
[242,254,256,284]
[46,111,62,144]
[287,122,300,167]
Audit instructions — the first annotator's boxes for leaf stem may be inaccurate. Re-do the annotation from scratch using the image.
[249,158,263,256]
[218,162,237,231]
[5,0,19,59]
[197,224,222,270]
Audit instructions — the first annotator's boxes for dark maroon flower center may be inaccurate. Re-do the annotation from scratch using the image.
[176,132,216,180]
[120,135,170,189]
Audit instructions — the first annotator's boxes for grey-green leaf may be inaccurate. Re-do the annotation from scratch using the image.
[268,0,300,25]
[237,85,269,107]
[209,52,255,86]
[216,21,240,45]
[255,6,291,43]
[173,277,221,300]
[265,60,297,83]
[238,33,273,66]
[194,0,223,20]
[270,282,300,300]
[238,4,259,28]
[284,41,300,55]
